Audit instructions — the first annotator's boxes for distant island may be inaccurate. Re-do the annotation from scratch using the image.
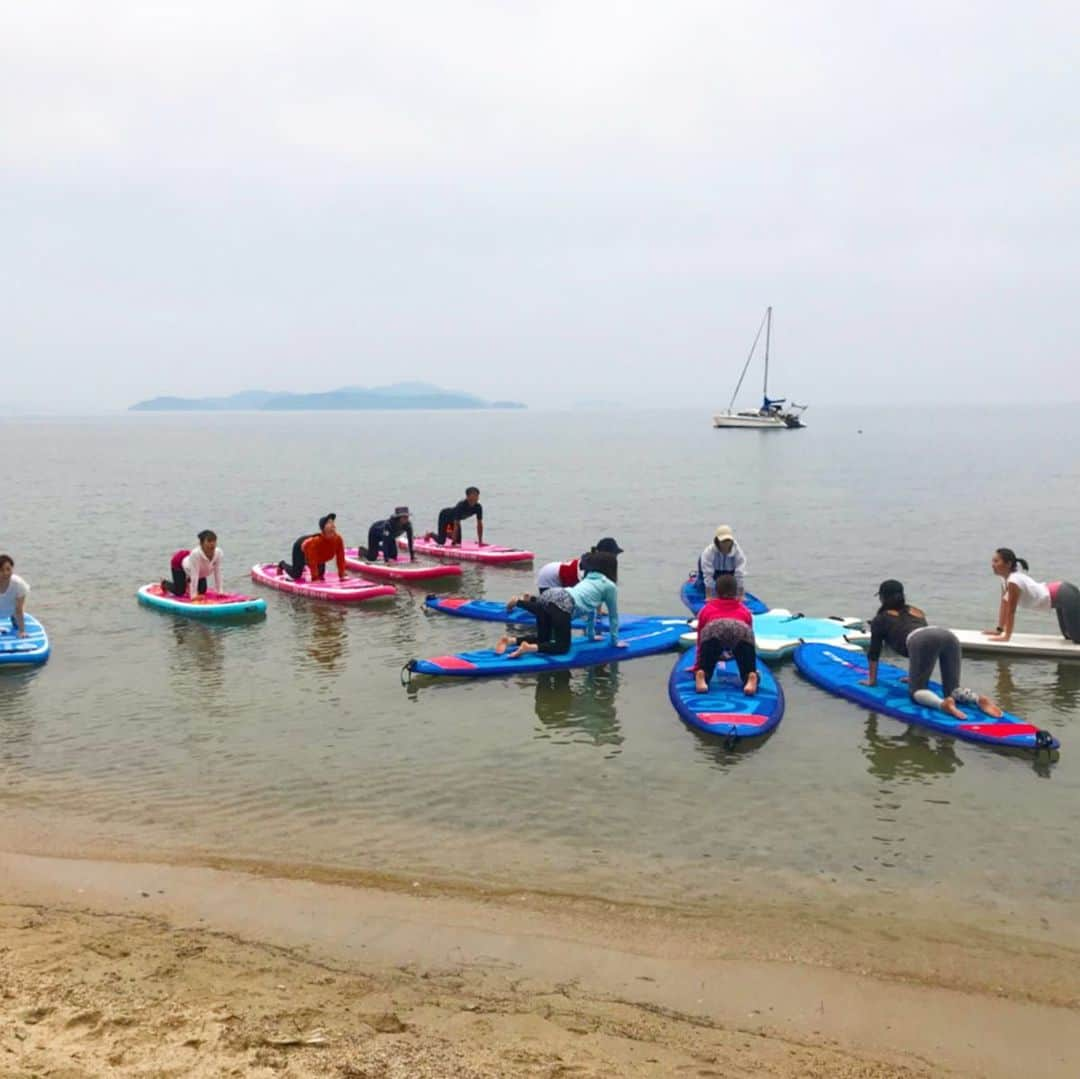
[129,381,527,412]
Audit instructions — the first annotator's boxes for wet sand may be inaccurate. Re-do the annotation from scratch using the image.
[2,850,1079,1077]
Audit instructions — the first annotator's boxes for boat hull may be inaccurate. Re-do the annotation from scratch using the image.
[712,411,802,429]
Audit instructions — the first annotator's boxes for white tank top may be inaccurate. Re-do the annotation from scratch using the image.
[1005,571,1051,612]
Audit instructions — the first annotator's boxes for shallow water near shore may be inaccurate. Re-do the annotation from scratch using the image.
[2,405,1078,916]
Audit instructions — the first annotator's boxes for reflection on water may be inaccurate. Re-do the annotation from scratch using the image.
[687,723,776,771]
[0,669,36,766]
[993,659,1080,724]
[533,668,622,753]
[860,714,962,783]
[292,601,349,674]
[169,619,226,697]
[857,715,961,883]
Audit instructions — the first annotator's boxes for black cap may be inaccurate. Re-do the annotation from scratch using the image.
[595,537,624,555]
[318,513,337,531]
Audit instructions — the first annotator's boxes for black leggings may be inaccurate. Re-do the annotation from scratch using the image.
[434,507,457,545]
[366,524,396,562]
[283,535,323,580]
[1055,581,1080,643]
[513,596,573,655]
[164,567,207,597]
[698,638,756,684]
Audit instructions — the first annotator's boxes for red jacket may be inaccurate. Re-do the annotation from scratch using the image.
[302,533,346,579]
[557,559,580,587]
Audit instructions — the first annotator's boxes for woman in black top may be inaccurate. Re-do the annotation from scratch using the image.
[862,579,1002,720]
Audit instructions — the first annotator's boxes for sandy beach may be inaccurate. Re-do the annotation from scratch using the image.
[2,849,1079,1078]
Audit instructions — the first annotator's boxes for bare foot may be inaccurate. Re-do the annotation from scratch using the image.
[494,636,512,655]
[694,670,708,693]
[743,671,759,696]
[509,642,538,658]
[977,695,1004,718]
[942,696,966,720]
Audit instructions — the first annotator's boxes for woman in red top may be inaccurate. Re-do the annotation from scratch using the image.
[694,575,758,695]
[277,514,348,582]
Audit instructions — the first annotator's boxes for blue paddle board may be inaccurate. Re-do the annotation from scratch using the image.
[423,594,678,630]
[406,618,687,678]
[0,614,50,667]
[680,574,767,616]
[668,647,783,743]
[793,642,1058,751]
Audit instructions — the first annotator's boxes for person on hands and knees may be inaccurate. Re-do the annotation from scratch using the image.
[693,575,759,696]
[0,555,30,638]
[697,525,747,598]
[278,513,348,582]
[863,579,1002,721]
[497,551,625,658]
[162,530,223,599]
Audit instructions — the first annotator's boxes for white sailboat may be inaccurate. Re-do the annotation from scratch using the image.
[712,306,806,429]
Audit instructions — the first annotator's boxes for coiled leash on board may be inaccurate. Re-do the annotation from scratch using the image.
[1034,729,1055,755]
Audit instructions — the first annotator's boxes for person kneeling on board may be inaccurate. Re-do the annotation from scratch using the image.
[496,551,626,658]
[862,579,1002,720]
[427,486,483,546]
[364,507,415,563]
[697,525,747,598]
[0,554,30,638]
[985,547,1080,643]
[277,514,348,582]
[162,529,222,598]
[693,575,758,696]
[535,537,624,593]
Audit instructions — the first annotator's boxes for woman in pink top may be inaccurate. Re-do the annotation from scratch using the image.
[694,575,759,695]
[985,547,1080,643]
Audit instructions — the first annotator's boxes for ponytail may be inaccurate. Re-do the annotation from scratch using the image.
[995,547,1028,573]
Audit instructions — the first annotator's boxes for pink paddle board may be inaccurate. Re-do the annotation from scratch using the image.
[250,563,396,603]
[344,548,461,582]
[399,536,534,565]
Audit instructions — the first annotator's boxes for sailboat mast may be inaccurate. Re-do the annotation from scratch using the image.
[727,307,769,411]
[762,305,772,400]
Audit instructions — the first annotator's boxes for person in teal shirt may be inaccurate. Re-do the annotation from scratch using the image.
[497,552,626,658]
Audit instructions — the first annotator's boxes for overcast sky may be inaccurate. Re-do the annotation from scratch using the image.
[3,2,1077,411]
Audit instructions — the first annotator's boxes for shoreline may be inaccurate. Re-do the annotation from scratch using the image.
[3,849,1079,1076]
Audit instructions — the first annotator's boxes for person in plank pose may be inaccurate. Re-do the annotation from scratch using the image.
[862,579,1002,720]
[428,487,483,546]
[985,547,1080,643]
[277,513,348,582]
[161,530,223,598]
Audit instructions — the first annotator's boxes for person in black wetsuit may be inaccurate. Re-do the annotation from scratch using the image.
[429,487,483,546]
[363,507,415,562]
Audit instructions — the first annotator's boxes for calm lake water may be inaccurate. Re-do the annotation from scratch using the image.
[2,407,1078,913]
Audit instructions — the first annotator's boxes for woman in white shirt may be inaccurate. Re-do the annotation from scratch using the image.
[0,554,30,637]
[161,530,224,599]
[985,547,1080,643]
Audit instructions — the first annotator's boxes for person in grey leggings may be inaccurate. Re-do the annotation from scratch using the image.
[862,580,1003,721]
